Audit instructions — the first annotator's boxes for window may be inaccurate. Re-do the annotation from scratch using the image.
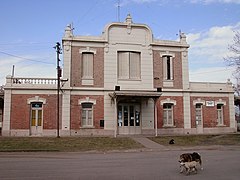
[163,56,173,80]
[31,102,43,127]
[82,52,93,79]
[217,104,224,125]
[81,103,93,127]
[195,104,202,125]
[118,52,141,80]
[163,103,173,126]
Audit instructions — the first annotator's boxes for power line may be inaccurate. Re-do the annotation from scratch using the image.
[0,51,55,65]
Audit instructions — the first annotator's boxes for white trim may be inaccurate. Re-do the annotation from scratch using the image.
[27,96,46,104]
[160,98,176,105]
[160,52,175,58]
[215,99,226,106]
[193,98,206,106]
[79,47,97,54]
[78,97,96,105]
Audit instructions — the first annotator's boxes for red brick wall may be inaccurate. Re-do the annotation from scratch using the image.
[153,51,183,89]
[157,96,184,128]
[190,97,230,128]
[71,46,104,87]
[10,94,59,130]
[70,95,104,129]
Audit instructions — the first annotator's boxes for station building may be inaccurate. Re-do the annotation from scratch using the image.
[2,15,236,136]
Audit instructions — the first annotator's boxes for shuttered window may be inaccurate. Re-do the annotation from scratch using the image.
[118,52,140,80]
[163,56,173,80]
[163,103,173,126]
[82,53,93,79]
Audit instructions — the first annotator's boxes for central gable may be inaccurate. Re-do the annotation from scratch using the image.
[103,14,153,45]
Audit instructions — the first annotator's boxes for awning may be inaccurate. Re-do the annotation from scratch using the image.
[109,91,162,99]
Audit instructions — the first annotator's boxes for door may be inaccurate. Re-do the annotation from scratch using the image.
[30,103,43,136]
[118,104,141,135]
[195,104,203,133]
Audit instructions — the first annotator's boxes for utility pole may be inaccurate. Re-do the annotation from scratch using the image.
[54,42,62,138]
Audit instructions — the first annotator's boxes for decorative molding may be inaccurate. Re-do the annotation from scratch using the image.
[215,99,226,106]
[27,96,46,104]
[79,47,96,54]
[160,98,176,105]
[160,51,175,58]
[193,98,206,106]
[78,97,96,105]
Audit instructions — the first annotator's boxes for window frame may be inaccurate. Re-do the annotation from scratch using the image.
[195,103,203,125]
[163,55,173,80]
[30,102,43,127]
[81,102,94,128]
[163,103,174,127]
[81,52,94,80]
[217,104,224,126]
[117,51,141,80]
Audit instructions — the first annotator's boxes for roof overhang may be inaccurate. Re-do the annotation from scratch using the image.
[109,91,162,99]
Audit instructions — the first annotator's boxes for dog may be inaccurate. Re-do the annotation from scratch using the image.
[179,152,203,173]
[180,161,199,175]
[169,139,175,144]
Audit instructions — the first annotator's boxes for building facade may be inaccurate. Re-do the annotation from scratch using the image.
[2,15,236,136]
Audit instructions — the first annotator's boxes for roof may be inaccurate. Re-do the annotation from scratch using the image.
[109,91,162,99]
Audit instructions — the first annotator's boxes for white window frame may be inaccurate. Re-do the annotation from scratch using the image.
[81,52,94,80]
[163,55,173,80]
[118,51,141,80]
[163,103,174,127]
[81,103,94,128]
[195,103,203,125]
[31,102,43,127]
[217,104,224,126]
[79,97,96,128]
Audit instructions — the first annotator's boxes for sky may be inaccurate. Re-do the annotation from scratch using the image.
[0,0,240,86]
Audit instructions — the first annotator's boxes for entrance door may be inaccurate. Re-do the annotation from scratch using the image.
[30,103,43,136]
[195,104,203,133]
[118,104,141,135]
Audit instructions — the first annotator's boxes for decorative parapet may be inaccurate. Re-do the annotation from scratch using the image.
[11,77,57,85]
[5,76,57,89]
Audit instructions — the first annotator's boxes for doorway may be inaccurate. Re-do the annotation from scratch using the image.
[30,102,43,136]
[118,104,141,134]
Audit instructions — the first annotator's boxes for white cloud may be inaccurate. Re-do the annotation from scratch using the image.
[187,22,240,65]
[187,22,240,82]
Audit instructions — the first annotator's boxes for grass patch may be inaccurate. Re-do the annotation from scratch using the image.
[0,137,143,152]
[148,134,240,146]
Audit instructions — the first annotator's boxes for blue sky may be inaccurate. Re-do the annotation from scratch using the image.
[0,0,240,85]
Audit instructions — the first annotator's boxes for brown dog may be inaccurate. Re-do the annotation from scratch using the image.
[179,152,202,173]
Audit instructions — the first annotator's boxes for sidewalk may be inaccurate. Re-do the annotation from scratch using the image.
[130,136,240,152]
[131,137,165,150]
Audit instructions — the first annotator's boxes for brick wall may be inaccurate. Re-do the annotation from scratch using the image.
[71,46,104,87]
[10,94,59,130]
[153,51,183,89]
[157,96,184,128]
[70,95,104,130]
[190,97,230,128]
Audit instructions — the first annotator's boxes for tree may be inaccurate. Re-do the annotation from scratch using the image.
[225,31,240,95]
